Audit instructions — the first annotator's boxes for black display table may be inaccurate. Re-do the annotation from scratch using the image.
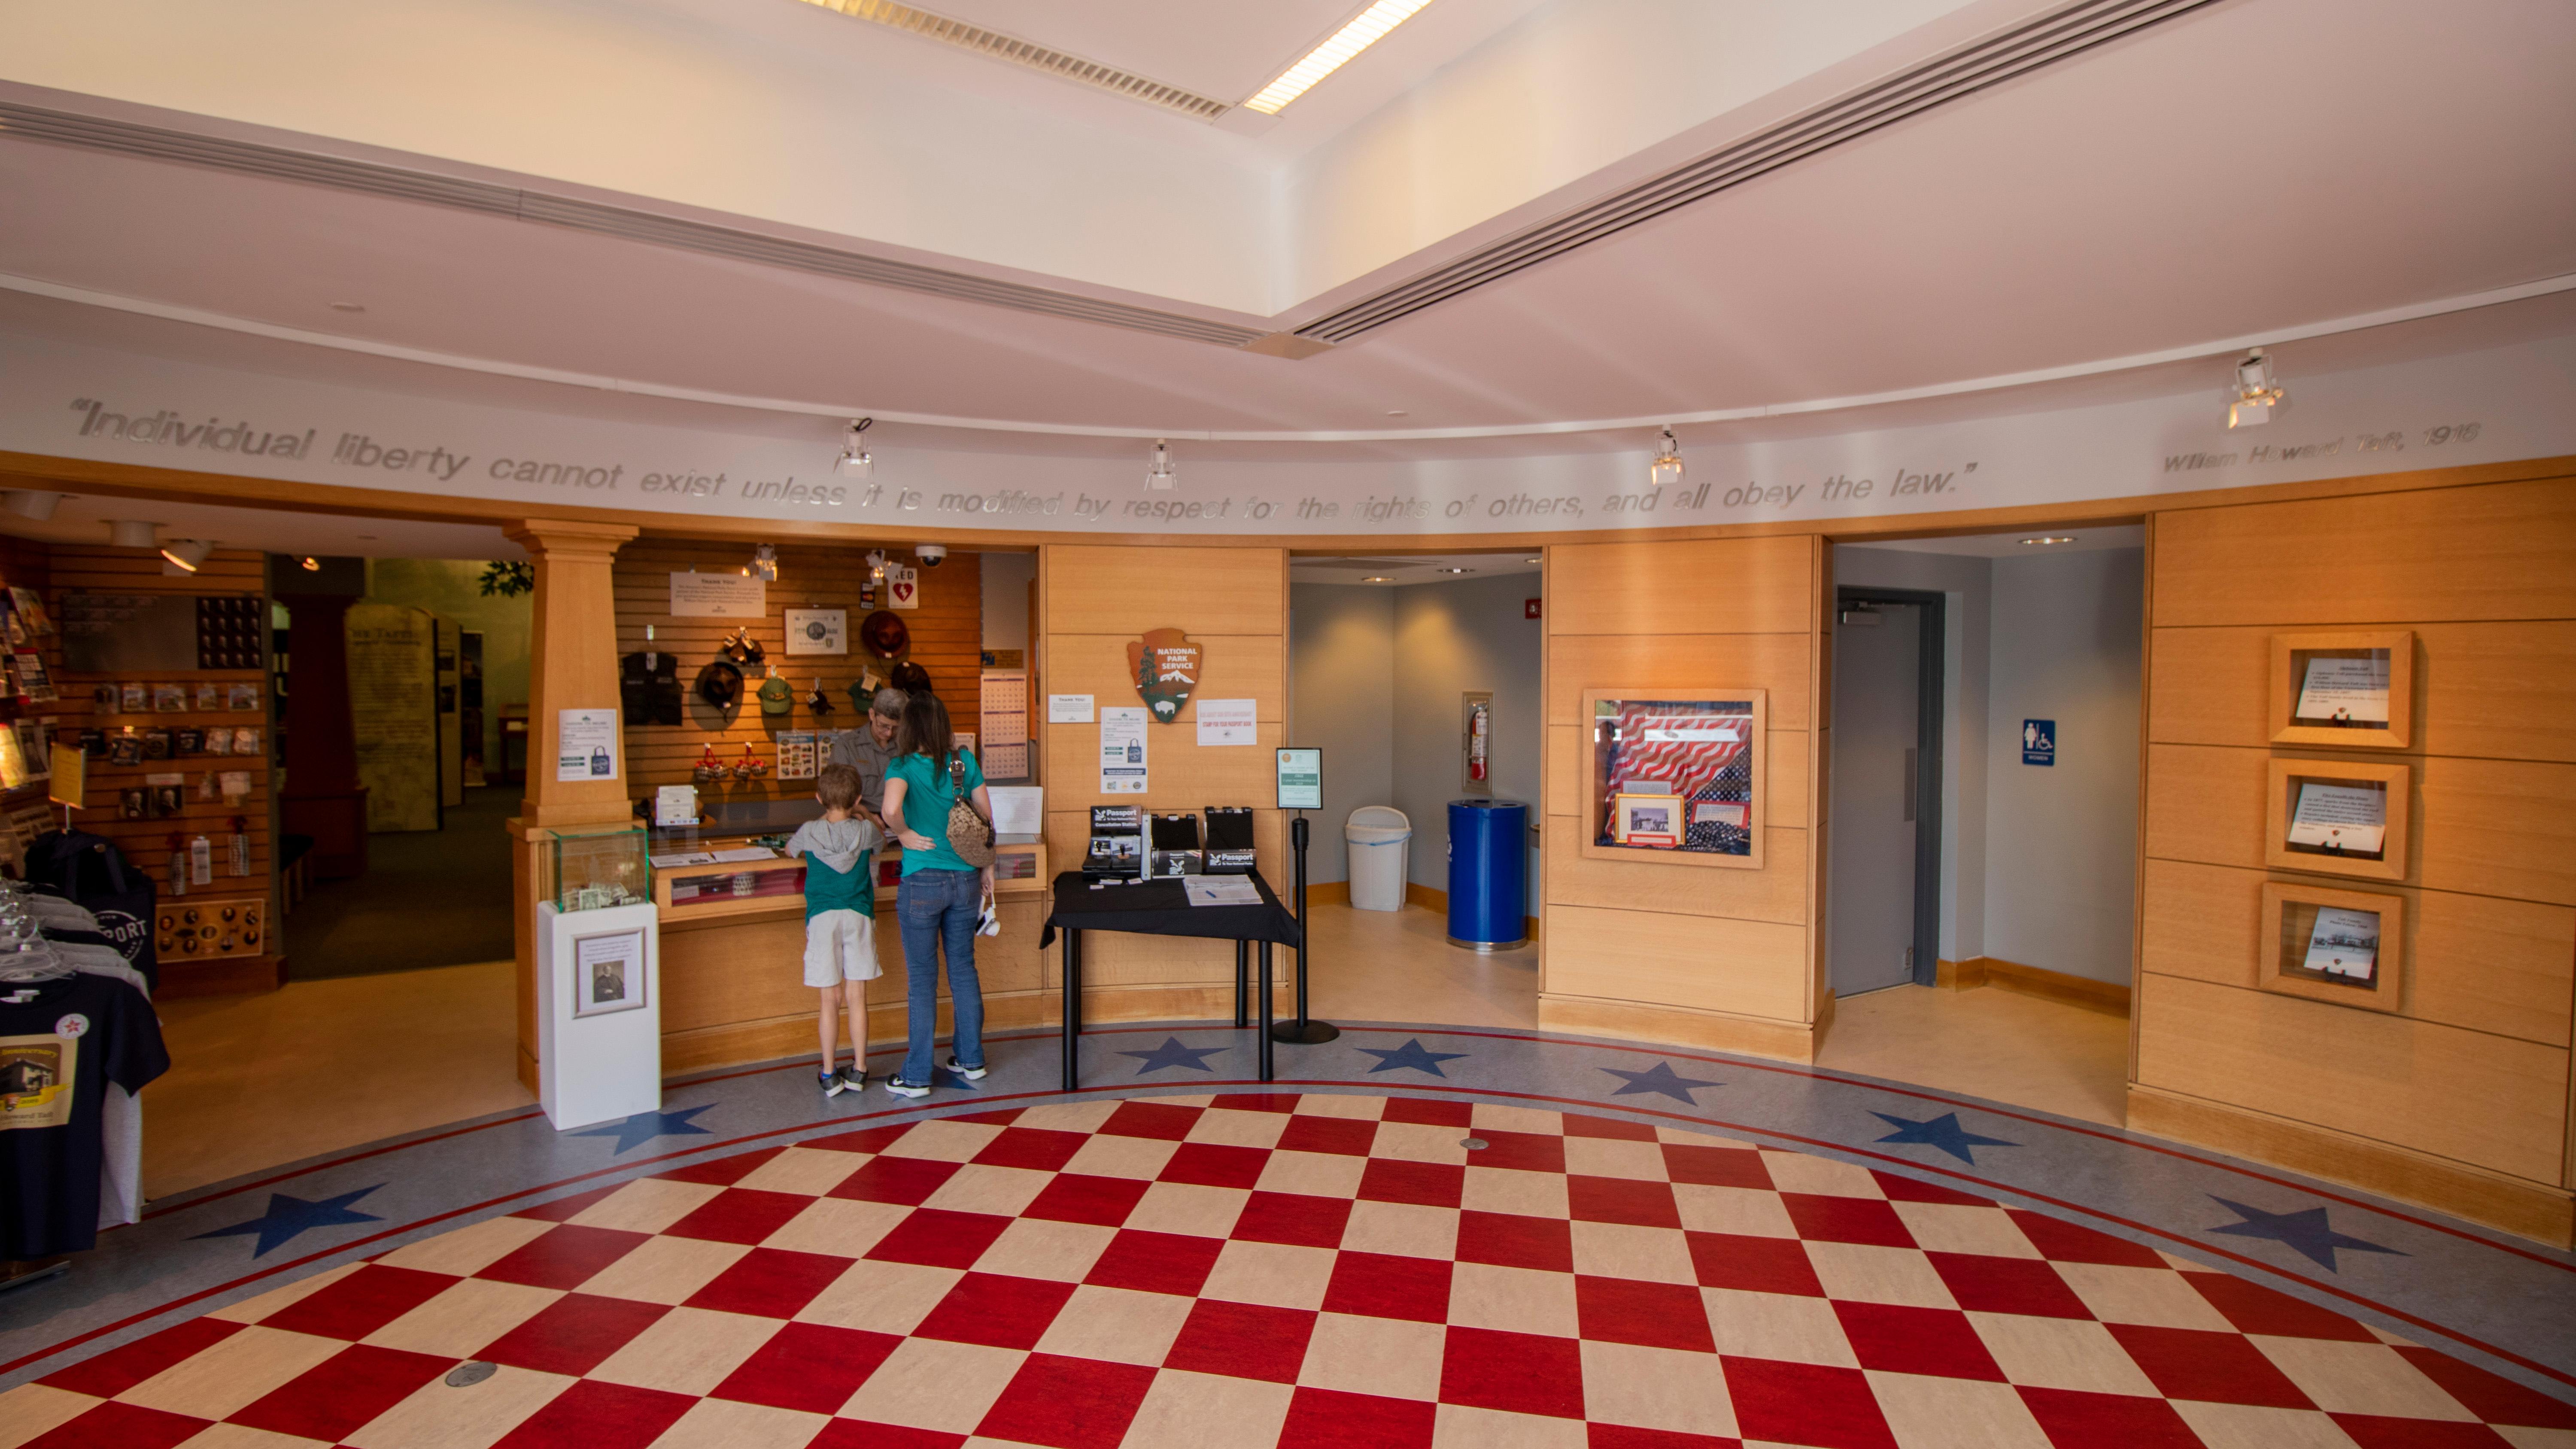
[1039,870,1306,1090]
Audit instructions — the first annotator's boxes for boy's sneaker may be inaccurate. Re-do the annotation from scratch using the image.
[942,1056,988,1081]
[837,1065,866,1092]
[820,1069,849,1098]
[882,1078,930,1099]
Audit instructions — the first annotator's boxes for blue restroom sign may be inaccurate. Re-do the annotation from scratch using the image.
[2022,719,2056,766]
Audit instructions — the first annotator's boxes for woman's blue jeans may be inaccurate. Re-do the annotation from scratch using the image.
[896,867,984,1085]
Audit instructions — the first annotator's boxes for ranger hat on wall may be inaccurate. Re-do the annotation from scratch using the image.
[696,660,745,709]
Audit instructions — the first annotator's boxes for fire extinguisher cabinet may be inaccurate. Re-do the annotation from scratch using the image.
[1446,799,1528,951]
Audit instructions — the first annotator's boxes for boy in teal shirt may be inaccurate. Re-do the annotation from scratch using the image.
[786,763,881,1096]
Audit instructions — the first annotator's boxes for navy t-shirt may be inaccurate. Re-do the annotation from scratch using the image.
[0,972,169,1257]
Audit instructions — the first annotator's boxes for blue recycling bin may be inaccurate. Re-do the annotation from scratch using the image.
[1446,800,1528,951]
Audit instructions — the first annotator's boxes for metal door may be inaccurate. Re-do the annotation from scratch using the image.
[1829,600,1925,997]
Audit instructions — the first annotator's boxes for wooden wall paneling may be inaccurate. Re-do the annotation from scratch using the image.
[1544,634,1815,728]
[2150,478,2576,628]
[2143,743,2267,869]
[1805,537,1829,1021]
[2129,516,2159,1082]
[2135,973,2568,1185]
[2152,621,2576,761]
[1042,546,1287,636]
[1038,721,1288,809]
[2415,755,2576,907]
[1549,537,1817,637]
[1542,906,1808,1021]
[1543,816,1808,924]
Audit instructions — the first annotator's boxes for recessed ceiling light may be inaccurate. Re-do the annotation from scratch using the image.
[1361,576,1394,583]
[1385,410,1408,417]
[329,302,367,313]
[1437,567,1475,575]
[1523,556,1541,564]
[2019,536,2077,546]
[1243,0,1436,115]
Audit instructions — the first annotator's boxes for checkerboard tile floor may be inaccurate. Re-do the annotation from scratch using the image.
[8,1094,2572,1449]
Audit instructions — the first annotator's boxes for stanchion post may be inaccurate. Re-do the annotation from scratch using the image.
[1272,811,1339,1044]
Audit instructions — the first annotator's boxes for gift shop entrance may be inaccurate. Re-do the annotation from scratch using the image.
[1819,529,2146,1124]
[1285,552,1544,1027]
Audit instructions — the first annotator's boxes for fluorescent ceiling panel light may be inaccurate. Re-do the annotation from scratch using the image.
[1243,0,1435,115]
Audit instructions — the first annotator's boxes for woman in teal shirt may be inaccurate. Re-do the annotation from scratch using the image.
[878,690,995,1096]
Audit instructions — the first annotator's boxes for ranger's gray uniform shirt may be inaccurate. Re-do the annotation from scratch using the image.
[828,729,894,815]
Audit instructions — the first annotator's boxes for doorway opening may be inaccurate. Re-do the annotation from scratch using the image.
[1827,587,1944,1000]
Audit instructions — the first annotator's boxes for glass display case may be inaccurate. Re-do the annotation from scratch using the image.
[544,825,653,913]
[2270,631,2412,748]
[1580,689,1768,870]
[2259,881,2404,1014]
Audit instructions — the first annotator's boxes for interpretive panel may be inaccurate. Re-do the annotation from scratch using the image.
[2259,880,2406,1014]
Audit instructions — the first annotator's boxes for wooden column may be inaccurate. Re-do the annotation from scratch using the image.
[277,589,369,880]
[504,518,638,1092]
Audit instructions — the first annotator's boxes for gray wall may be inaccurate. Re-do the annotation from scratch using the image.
[980,551,1033,653]
[1287,583,1395,884]
[1390,573,1543,900]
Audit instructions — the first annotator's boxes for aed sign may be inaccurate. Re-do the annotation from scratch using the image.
[2022,718,2056,766]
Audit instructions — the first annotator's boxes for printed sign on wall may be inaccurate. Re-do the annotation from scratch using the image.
[669,572,766,618]
[886,564,918,609]
[784,608,846,655]
[1127,628,1203,723]
[2021,719,2056,766]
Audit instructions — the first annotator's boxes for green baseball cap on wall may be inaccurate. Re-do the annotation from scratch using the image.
[756,672,793,716]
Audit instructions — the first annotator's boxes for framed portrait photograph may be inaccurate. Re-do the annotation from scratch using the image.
[572,928,649,1019]
[1580,688,1767,870]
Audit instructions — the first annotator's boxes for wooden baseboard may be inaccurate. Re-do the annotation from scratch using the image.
[156,953,286,999]
[1814,987,1836,1051]
[1938,955,2129,1016]
[658,982,1265,1077]
[1538,994,1818,1064]
[1306,881,1349,907]
[1405,882,1446,912]
[2126,1084,2574,1247]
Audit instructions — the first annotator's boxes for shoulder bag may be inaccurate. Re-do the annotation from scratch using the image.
[944,754,996,867]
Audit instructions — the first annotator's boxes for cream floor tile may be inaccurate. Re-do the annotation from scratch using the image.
[1187,1106,1292,1149]
[836,1338,1024,1431]
[1815,983,2128,1127]
[1888,1203,2039,1259]
[1448,1262,1580,1337]
[1255,1149,1368,1198]
[1063,1133,1179,1181]
[179,1422,339,1448]
[1296,1094,1389,1120]
[1011,1100,1123,1134]
[733,1146,869,1197]
[1341,1200,1460,1260]
[373,1217,555,1279]
[1657,1126,1758,1149]
[2250,1337,2479,1420]
[343,1364,572,1449]
[1124,1181,1249,1238]
[1700,1288,1859,1367]
[2497,1429,2576,1449]
[118,1325,346,1421]
[644,1394,829,1449]
[1120,1368,1294,1449]
[1804,1242,1957,1309]
[567,1179,724,1235]
[0,1384,100,1448]
[921,1163,1054,1217]
[207,1263,365,1324]
[1296,1313,1446,1401]
[1759,1152,1883,1199]
[760,1196,915,1258]
[1372,1121,1473,1167]
[1563,1137,1667,1182]
[1202,1240,1337,1310]
[794,1259,963,1334]
[2050,1263,2233,1331]
[574,1234,748,1304]
[974,1217,1116,1282]
[1570,1221,1696,1285]
[1672,1184,1798,1238]
[1968,1313,2158,1396]
[1431,1403,1588,1448]
[1031,1284,1193,1367]
[1461,1167,1570,1219]
[362,1279,562,1357]
[2168,1400,2364,1449]
[1471,1104,1562,1135]
[586,1306,785,1396]
[1579,1341,1738,1437]
[1303,903,1538,1031]
[1864,1371,2051,1449]
[876,1118,1005,1162]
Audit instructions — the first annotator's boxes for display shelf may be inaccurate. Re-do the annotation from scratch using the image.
[544,825,653,912]
[2270,631,2412,749]
[2259,880,2406,1013]
[2263,756,2411,882]
[1578,688,1768,870]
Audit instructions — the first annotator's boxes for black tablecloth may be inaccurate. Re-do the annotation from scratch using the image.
[1039,871,1303,950]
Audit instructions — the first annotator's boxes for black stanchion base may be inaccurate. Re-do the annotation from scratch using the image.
[1270,1019,1341,1044]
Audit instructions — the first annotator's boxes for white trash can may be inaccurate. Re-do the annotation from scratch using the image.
[1345,806,1412,912]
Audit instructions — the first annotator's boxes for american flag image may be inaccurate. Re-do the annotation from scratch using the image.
[1599,700,1756,853]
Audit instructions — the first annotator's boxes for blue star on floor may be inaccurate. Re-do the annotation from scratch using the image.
[1602,1061,1724,1105]
[192,1185,385,1257]
[1118,1036,1227,1075]
[571,1103,717,1155]
[2208,1196,2406,1272]
[1871,1111,2017,1164]
[1356,1038,1468,1077]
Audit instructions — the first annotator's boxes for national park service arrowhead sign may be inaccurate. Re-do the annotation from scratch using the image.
[1127,628,1203,723]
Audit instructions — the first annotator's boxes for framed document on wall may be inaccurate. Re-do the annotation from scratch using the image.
[2263,757,2410,882]
[1580,688,1766,870]
[2258,881,2405,1014]
[2269,631,2412,749]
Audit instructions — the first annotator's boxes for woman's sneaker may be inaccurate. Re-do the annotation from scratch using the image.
[942,1056,988,1081]
[883,1078,931,1099]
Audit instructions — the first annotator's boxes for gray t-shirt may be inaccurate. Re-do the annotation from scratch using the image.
[828,729,896,813]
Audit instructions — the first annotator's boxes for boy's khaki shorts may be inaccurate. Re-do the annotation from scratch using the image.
[804,909,880,987]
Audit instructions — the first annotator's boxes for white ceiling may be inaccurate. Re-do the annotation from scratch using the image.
[1843,524,2145,558]
[918,0,1383,104]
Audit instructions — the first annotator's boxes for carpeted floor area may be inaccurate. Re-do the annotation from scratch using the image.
[285,786,518,981]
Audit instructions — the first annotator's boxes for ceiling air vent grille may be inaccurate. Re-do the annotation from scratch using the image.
[795,0,1233,121]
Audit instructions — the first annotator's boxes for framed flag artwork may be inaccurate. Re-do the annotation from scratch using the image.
[1581,688,1766,869]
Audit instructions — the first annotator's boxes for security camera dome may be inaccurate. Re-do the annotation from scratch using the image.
[915,544,949,566]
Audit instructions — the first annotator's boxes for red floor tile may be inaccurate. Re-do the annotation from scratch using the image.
[913,1272,1078,1350]
[711,1321,903,1414]
[808,1419,967,1449]
[1832,1301,2005,1381]
[1662,1143,1770,1189]
[974,1126,1089,1172]
[685,1246,852,1319]
[2185,1272,2377,1342]
[804,1122,916,1155]
[1586,1427,1742,1449]
[865,1208,1013,1268]
[1162,1298,1318,1383]
[828,1155,964,1206]
[1278,1386,1439,1449]
[476,1292,669,1376]
[256,1264,459,1341]
[1022,1173,1150,1228]
[2393,1346,2576,1428]
[1322,1251,1452,1323]
[1209,1092,1302,1113]
[1564,1113,1661,1142]
[2015,1386,2205,1448]
[1441,1326,1586,1419]
[1720,1357,1896,1449]
[1276,1114,1378,1157]
[1382,1097,1474,1128]
[24,1402,207,1449]
[475,1225,651,1289]
[1232,1190,1352,1248]
[663,1187,815,1245]
[1686,1231,1823,1297]
[949,1107,1027,1128]
[1780,1194,1914,1249]
[513,1183,623,1222]
[2105,1324,2315,1409]
[1928,1252,2092,1320]
[490,1377,695,1449]
[1472,1130,1568,1174]
[651,1146,783,1186]
[1576,1276,1714,1353]
[2331,1415,2516,1447]
[2002,1210,2163,1268]
[1097,1100,1202,1141]
[37,1316,241,1397]
[1457,1210,1574,1272]
[1158,1141,1271,1190]
[1870,1171,1990,1206]
[1084,1228,1226,1296]
[975,1352,1158,1449]
[1357,1157,1465,1208]
[1567,1176,1682,1230]
[226,1343,453,1441]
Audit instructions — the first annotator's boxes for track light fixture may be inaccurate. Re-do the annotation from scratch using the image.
[108,519,160,549]
[159,539,213,574]
[2,491,63,521]
[2227,349,2284,428]
[1649,427,1684,488]
[835,418,874,477]
[300,556,322,571]
[1146,439,1177,491]
[866,548,887,583]
[751,543,779,582]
